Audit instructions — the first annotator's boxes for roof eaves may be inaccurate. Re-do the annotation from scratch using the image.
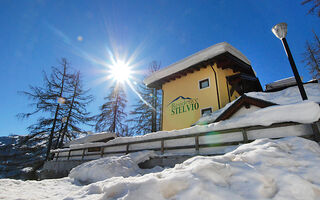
[144,42,251,87]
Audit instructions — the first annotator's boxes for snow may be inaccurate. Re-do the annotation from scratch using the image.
[0,135,46,179]
[69,151,159,184]
[194,96,240,125]
[196,83,320,125]
[65,132,116,147]
[247,82,320,105]
[56,100,320,155]
[69,142,111,149]
[21,167,33,173]
[2,137,320,199]
[144,42,251,86]
[211,100,320,129]
[52,83,320,158]
[265,76,298,91]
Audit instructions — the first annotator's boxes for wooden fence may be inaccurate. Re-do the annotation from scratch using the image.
[51,121,320,161]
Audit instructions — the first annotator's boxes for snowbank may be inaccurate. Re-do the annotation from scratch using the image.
[69,151,158,184]
[64,137,320,199]
[2,137,320,199]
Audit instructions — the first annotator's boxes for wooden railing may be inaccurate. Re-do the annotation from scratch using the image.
[51,121,319,161]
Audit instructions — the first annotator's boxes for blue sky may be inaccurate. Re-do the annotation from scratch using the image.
[0,0,319,136]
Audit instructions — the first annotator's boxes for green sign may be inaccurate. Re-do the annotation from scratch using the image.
[168,96,199,115]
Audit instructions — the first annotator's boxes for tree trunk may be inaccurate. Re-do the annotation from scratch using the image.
[46,59,67,160]
[112,88,119,135]
[54,122,64,149]
[59,72,79,148]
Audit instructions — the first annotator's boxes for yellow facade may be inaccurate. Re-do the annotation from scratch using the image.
[162,63,239,131]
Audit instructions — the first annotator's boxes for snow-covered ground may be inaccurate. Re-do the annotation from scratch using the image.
[2,137,320,200]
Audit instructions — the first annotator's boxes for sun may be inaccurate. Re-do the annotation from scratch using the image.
[109,60,132,82]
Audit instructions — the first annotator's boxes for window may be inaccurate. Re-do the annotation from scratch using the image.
[199,78,210,89]
[201,107,212,116]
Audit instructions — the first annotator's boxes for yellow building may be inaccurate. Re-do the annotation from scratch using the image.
[144,42,262,131]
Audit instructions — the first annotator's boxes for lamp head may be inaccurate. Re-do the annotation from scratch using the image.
[272,23,287,39]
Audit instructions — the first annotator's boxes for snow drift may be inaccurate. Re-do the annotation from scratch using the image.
[69,151,157,184]
[2,137,320,199]
[63,137,320,200]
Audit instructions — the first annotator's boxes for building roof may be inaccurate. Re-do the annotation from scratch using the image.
[64,132,116,147]
[265,77,318,92]
[265,77,298,92]
[144,42,252,88]
[194,82,320,125]
[214,95,277,122]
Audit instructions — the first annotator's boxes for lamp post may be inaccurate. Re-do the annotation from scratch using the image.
[271,23,308,100]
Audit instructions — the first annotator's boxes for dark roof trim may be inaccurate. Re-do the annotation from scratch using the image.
[227,73,259,82]
[226,73,263,94]
[214,95,277,122]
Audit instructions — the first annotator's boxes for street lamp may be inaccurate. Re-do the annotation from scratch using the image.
[272,23,308,100]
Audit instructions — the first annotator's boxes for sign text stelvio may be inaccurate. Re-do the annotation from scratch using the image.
[168,96,199,115]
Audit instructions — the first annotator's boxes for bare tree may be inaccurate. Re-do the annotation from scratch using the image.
[18,58,94,159]
[302,31,320,79]
[95,83,127,136]
[56,71,94,148]
[302,0,320,17]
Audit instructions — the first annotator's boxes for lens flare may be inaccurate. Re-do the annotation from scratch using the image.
[109,60,132,83]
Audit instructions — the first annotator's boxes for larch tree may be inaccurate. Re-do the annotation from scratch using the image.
[95,83,128,136]
[56,71,95,148]
[302,31,320,80]
[127,61,162,135]
[18,58,94,160]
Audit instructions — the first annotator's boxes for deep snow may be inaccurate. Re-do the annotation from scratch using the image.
[195,82,320,125]
[1,137,320,200]
[69,151,160,184]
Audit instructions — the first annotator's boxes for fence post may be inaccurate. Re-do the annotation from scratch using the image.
[311,122,320,142]
[195,136,199,154]
[82,149,85,160]
[161,139,164,154]
[126,144,129,154]
[55,152,59,162]
[100,147,105,158]
[67,150,71,160]
[242,128,248,143]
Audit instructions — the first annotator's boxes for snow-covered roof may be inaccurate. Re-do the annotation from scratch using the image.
[65,132,116,147]
[265,76,299,91]
[195,82,320,125]
[144,42,251,87]
[247,82,320,105]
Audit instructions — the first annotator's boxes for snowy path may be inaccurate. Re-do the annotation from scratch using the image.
[1,137,320,200]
